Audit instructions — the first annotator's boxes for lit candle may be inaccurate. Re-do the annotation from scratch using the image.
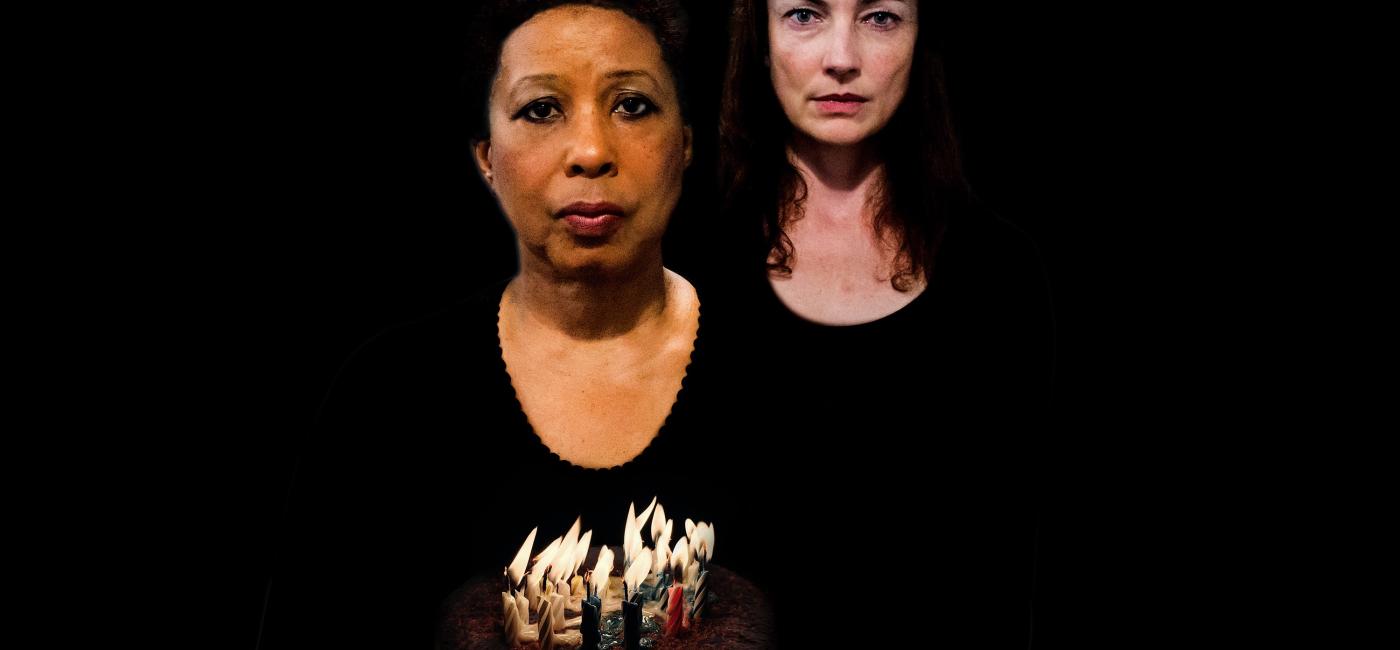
[590,546,614,603]
[572,530,593,578]
[537,597,557,650]
[665,538,691,636]
[514,591,529,632]
[501,591,526,645]
[664,582,687,637]
[690,521,716,623]
[580,594,602,650]
[637,497,658,539]
[622,597,642,650]
[651,503,667,545]
[623,547,652,603]
[506,527,537,590]
[530,536,564,612]
[653,518,673,575]
[689,569,709,623]
[622,547,651,649]
[549,592,567,632]
[525,573,541,613]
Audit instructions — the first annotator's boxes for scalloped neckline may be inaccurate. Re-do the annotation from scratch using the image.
[492,284,702,473]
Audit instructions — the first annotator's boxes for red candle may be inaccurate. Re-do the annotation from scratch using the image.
[663,584,689,637]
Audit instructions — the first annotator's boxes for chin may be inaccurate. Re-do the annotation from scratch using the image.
[800,122,874,147]
[550,248,649,282]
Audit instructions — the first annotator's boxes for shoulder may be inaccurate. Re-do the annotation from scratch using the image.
[945,205,1046,273]
[316,279,509,424]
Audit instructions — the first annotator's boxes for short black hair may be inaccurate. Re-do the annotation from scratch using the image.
[462,0,690,143]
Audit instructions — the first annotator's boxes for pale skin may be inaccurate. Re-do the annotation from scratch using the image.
[766,0,926,325]
[473,6,698,468]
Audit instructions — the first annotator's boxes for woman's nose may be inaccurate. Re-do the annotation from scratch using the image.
[822,28,861,83]
[565,110,616,179]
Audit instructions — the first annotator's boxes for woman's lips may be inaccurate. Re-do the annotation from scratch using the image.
[813,93,867,115]
[557,201,625,238]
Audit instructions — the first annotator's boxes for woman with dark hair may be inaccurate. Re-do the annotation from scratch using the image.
[259,2,771,648]
[717,1,1054,647]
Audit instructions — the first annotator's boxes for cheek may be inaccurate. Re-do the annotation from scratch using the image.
[871,46,915,111]
[490,142,553,234]
[768,37,815,98]
[629,125,688,210]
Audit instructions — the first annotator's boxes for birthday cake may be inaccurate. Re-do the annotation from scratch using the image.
[435,500,773,649]
[436,550,771,649]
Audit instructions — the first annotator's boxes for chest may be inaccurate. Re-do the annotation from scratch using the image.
[773,217,925,324]
[500,336,693,468]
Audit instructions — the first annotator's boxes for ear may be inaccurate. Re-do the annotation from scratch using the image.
[682,125,693,169]
[472,138,494,187]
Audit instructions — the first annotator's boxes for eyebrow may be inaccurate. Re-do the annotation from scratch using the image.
[509,73,561,90]
[605,69,661,86]
[795,0,909,7]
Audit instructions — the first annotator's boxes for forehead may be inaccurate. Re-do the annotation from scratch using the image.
[496,6,671,89]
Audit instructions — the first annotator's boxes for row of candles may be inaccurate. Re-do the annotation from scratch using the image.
[500,497,715,649]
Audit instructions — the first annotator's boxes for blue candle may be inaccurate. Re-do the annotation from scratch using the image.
[581,595,602,650]
[622,596,642,650]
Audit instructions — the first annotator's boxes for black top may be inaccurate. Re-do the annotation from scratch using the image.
[264,206,1053,648]
[262,279,733,649]
[699,207,1055,648]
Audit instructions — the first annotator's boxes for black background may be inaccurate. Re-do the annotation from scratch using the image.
[165,4,1238,648]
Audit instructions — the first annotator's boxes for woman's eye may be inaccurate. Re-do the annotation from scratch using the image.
[516,100,561,122]
[865,11,900,28]
[614,96,654,117]
[786,8,819,25]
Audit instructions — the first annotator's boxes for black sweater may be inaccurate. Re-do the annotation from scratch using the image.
[261,280,735,649]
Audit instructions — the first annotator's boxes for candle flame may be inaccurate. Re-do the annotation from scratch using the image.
[551,544,574,584]
[561,517,582,556]
[690,521,715,562]
[623,502,638,563]
[653,519,673,573]
[653,541,669,573]
[532,536,563,587]
[590,546,614,596]
[671,537,690,573]
[625,547,652,595]
[590,546,613,596]
[651,503,667,543]
[507,526,538,587]
[637,496,658,540]
[573,530,592,575]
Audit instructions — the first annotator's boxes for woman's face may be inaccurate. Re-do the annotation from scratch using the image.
[475,6,691,279]
[766,0,917,147]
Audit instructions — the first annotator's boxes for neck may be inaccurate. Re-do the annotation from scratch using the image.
[787,135,884,225]
[787,133,881,193]
[507,252,670,340]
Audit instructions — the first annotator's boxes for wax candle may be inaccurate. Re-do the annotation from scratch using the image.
[525,573,541,612]
[689,570,709,622]
[622,597,642,650]
[663,583,687,637]
[537,597,555,650]
[501,592,525,645]
[549,592,567,632]
[580,595,601,650]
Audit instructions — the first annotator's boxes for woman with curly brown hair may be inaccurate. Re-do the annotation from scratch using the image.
[716,1,1055,646]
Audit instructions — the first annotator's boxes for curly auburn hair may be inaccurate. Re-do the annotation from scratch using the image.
[718,0,973,291]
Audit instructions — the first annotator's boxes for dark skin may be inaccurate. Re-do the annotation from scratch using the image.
[474,6,698,469]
